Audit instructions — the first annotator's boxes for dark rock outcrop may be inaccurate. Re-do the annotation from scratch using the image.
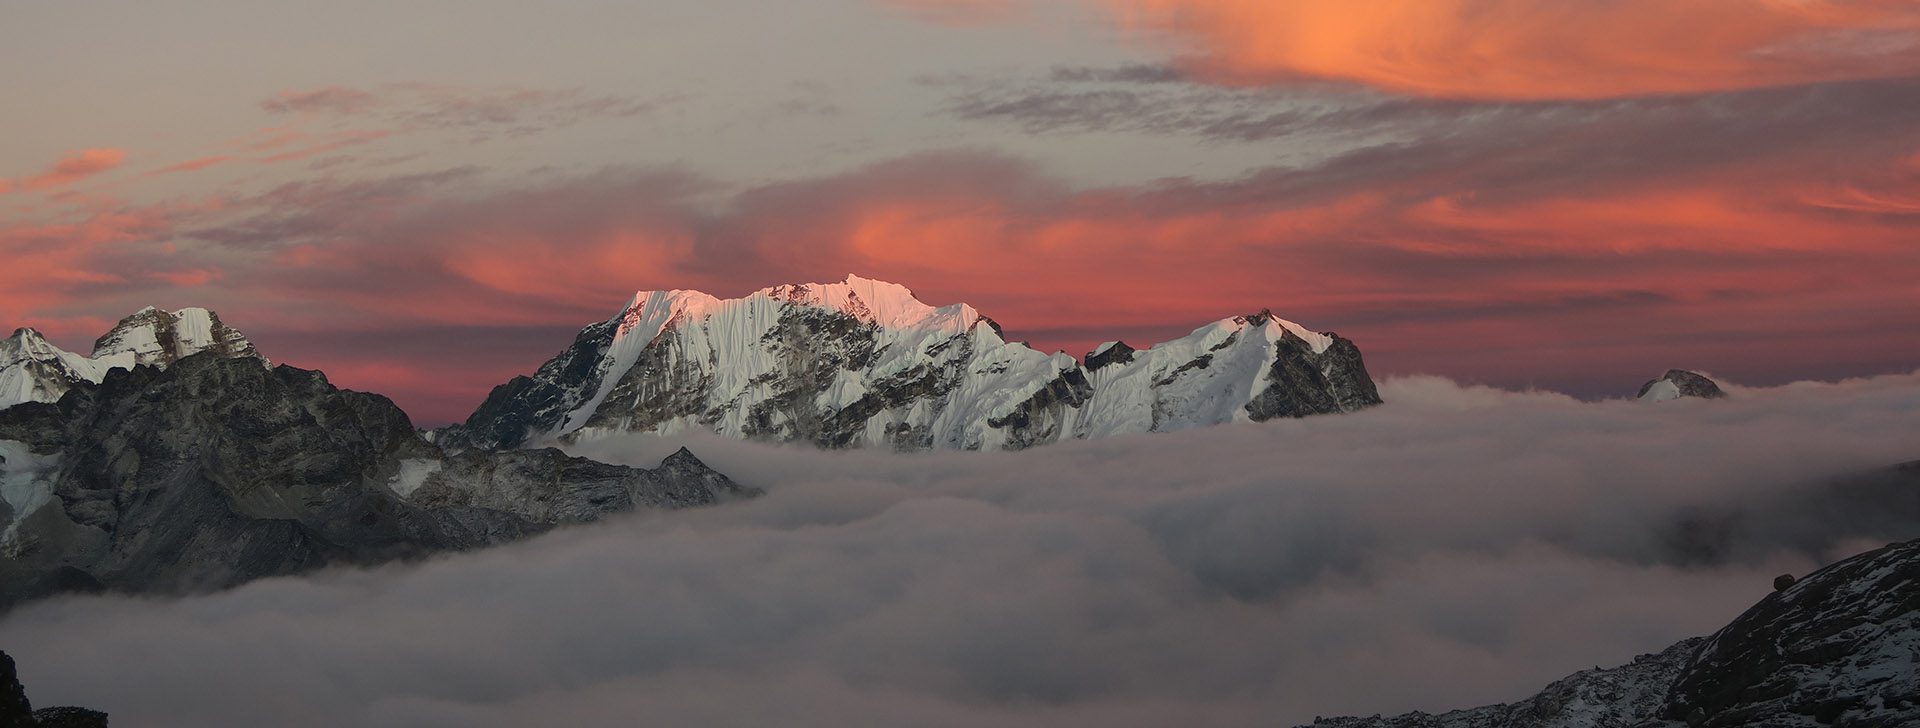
[0,352,755,611]
[1662,539,1920,727]
[1,652,30,727]
[28,708,108,728]
[1,651,107,727]
[1085,341,1136,372]
[1244,327,1382,421]
[437,319,618,453]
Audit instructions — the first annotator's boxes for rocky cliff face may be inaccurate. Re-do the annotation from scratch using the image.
[0,352,754,610]
[440,275,1382,452]
[1301,537,1920,728]
[0,307,265,411]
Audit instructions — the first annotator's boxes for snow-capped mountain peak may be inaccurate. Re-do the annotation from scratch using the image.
[442,276,1382,452]
[0,307,266,411]
[1638,369,1727,402]
[91,306,264,369]
[612,275,980,340]
[1,328,119,408]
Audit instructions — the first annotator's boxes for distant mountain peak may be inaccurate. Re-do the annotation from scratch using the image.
[0,306,265,411]
[1639,369,1728,402]
[92,306,264,369]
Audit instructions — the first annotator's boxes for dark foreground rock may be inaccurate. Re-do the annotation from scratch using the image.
[1663,540,1920,727]
[1,651,106,727]
[1301,538,1920,728]
[28,708,108,728]
[0,353,756,611]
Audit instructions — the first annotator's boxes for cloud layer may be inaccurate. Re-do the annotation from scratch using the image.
[5,372,1919,726]
[6,103,1918,423]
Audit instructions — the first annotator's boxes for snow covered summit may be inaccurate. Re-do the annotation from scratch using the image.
[0,307,265,410]
[442,275,1382,452]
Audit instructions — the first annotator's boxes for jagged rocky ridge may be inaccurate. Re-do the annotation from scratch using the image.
[0,351,755,610]
[1639,369,1728,403]
[1,650,106,727]
[0,307,263,411]
[1303,536,1920,728]
[439,275,1382,452]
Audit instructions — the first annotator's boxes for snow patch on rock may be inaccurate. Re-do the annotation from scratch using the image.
[385,459,444,500]
[0,440,59,547]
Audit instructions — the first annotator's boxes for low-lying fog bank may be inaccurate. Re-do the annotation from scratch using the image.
[5,371,1918,727]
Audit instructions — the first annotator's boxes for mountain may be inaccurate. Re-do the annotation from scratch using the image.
[1639,369,1728,402]
[0,307,264,411]
[0,351,754,610]
[1302,536,1920,728]
[438,275,1381,452]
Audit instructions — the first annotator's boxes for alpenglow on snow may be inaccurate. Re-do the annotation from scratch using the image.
[439,275,1381,452]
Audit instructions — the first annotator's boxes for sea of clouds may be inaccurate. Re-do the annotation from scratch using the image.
[4,371,1919,726]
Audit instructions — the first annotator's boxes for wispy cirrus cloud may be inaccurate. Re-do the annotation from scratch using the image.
[2,148,127,193]
[259,85,383,115]
[147,155,234,175]
[260,83,679,135]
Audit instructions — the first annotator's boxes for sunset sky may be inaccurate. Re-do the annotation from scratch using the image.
[6,0,1919,424]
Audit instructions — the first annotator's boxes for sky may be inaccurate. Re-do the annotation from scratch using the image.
[4,0,1920,424]
[7,371,1920,726]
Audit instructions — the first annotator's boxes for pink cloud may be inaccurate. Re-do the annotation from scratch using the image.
[3,149,128,193]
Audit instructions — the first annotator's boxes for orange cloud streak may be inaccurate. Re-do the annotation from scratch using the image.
[3,149,128,193]
[1104,0,1920,98]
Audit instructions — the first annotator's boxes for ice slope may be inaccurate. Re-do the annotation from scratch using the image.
[0,307,265,410]
[446,275,1381,452]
